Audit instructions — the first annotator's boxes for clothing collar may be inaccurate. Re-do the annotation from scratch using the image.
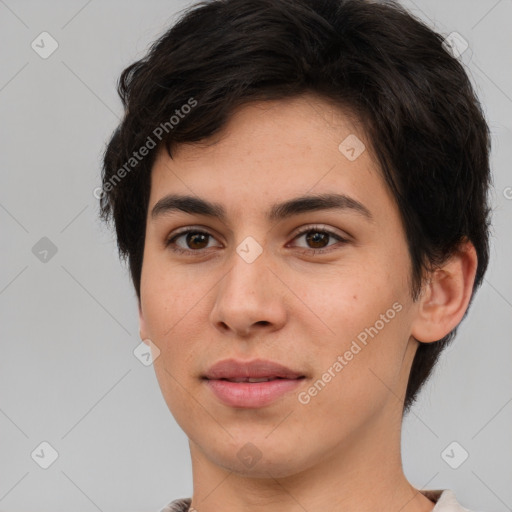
[162,490,471,512]
[419,489,472,511]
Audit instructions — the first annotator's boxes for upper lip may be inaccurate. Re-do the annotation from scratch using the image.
[203,358,305,380]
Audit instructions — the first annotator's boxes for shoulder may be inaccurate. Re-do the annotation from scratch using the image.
[159,497,192,512]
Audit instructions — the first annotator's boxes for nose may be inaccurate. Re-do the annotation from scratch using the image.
[209,244,288,338]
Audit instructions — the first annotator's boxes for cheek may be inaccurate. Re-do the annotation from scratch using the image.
[293,262,410,400]
[140,252,207,337]
[294,261,403,339]
[140,275,208,408]
[297,310,410,435]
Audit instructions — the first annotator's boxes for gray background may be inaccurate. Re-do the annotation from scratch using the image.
[0,1,511,511]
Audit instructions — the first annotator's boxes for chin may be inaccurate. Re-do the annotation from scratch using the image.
[201,437,314,479]
[221,454,308,479]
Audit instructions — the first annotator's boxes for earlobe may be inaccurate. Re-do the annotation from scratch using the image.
[138,301,149,344]
[411,239,478,343]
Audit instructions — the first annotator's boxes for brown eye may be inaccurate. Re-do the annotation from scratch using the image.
[185,232,210,250]
[304,231,330,249]
[165,228,221,255]
[291,225,349,254]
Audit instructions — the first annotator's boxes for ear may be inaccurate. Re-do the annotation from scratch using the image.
[138,301,150,345]
[411,239,478,343]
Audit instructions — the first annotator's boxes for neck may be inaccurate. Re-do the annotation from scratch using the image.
[187,406,435,512]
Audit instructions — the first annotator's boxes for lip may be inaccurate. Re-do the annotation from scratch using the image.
[203,358,305,380]
[202,358,306,408]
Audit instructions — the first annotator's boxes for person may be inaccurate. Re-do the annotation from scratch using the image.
[98,0,492,510]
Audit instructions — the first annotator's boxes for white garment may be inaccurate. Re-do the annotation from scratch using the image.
[419,489,474,511]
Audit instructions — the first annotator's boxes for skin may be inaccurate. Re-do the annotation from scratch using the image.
[138,93,477,512]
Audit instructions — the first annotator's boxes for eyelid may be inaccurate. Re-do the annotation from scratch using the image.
[169,225,220,240]
[289,223,349,241]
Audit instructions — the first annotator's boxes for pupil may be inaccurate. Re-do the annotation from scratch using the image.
[188,232,208,249]
[307,231,328,248]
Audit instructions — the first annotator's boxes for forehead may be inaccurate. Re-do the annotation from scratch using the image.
[165,94,368,164]
[148,94,395,223]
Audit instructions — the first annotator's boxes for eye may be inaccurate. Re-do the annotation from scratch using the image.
[165,224,349,256]
[165,228,221,255]
[289,225,349,255]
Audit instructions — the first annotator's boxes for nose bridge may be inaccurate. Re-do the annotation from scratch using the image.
[210,236,286,335]
[222,237,273,306]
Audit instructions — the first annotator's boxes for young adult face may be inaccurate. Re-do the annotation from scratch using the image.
[138,94,473,493]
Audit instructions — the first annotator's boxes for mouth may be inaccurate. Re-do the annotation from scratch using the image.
[201,359,307,408]
[206,376,306,383]
[202,358,306,381]
[203,376,306,408]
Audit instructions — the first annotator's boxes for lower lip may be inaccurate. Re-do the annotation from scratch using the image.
[204,378,304,408]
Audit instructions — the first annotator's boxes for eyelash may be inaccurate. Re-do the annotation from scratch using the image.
[165,225,349,257]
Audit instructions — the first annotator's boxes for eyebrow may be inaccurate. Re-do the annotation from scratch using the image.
[150,193,373,223]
